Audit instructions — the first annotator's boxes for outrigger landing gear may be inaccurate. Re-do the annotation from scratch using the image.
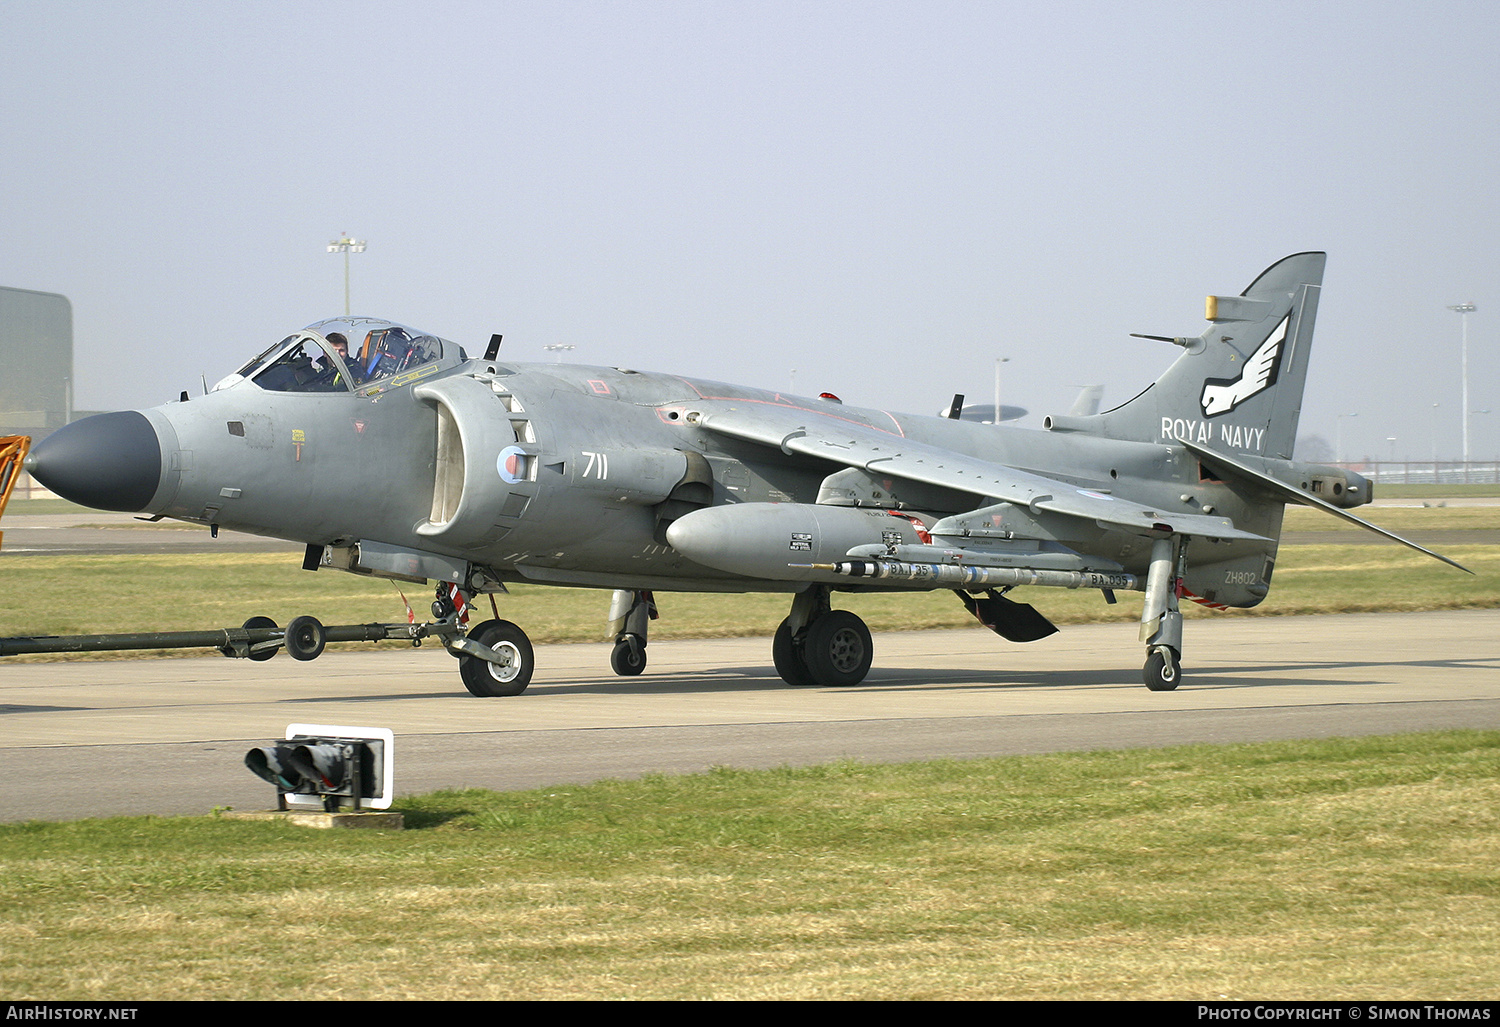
[773,585,873,687]
[1139,536,1186,691]
[607,589,657,676]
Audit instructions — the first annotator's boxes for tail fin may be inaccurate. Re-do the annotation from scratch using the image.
[1048,253,1325,460]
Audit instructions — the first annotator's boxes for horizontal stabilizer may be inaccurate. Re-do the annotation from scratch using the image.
[1178,437,1473,574]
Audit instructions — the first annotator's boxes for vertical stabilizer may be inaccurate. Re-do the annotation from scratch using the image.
[1067,253,1325,461]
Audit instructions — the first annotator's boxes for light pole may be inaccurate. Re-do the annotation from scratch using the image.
[328,234,366,315]
[543,344,575,363]
[993,357,1009,424]
[1448,303,1475,465]
[1336,412,1357,465]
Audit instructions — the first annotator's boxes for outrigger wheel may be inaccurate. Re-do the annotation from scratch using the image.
[610,637,647,676]
[1143,645,1182,691]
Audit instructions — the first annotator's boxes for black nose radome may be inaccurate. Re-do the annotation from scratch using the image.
[25,411,163,512]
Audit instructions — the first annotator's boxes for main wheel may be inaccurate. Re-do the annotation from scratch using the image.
[285,615,327,661]
[772,618,815,686]
[610,638,647,676]
[802,610,873,687]
[1143,646,1182,691]
[459,619,534,696]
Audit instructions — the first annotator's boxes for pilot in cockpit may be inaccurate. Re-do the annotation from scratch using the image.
[323,332,355,386]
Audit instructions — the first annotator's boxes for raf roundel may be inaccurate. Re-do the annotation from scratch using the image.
[497,445,528,485]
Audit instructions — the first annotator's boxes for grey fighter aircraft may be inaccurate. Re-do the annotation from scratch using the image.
[22,253,1466,694]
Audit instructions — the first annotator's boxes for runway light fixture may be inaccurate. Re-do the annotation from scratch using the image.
[328,234,367,315]
[246,723,393,812]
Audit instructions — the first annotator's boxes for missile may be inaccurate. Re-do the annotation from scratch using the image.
[804,559,1143,592]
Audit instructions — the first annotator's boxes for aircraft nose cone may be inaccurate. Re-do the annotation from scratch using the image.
[25,411,163,512]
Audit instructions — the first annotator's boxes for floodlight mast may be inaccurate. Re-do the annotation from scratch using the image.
[328,233,367,315]
[1336,412,1357,465]
[1448,303,1476,465]
[993,357,1009,424]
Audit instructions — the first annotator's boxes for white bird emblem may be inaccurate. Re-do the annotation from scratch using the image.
[1200,315,1289,417]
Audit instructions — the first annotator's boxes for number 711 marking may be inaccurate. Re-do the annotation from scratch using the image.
[582,451,609,479]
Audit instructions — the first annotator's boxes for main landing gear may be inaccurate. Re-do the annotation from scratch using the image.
[773,586,873,687]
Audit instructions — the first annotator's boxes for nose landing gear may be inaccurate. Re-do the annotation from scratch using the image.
[456,618,534,696]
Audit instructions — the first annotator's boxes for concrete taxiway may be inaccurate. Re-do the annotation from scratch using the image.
[2,609,1498,822]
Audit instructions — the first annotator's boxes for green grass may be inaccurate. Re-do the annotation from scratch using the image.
[2,501,1495,656]
[1284,503,1500,530]
[1375,483,1500,499]
[2,545,1496,657]
[0,732,1495,1000]
[0,498,91,515]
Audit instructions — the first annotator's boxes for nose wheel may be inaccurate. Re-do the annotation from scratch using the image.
[457,618,534,696]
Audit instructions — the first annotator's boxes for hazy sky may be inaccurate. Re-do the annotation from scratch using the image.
[3,0,1497,463]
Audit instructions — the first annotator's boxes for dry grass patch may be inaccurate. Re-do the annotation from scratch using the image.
[1,734,1497,999]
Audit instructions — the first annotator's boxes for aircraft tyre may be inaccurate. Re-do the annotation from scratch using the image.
[772,618,815,686]
[240,616,279,662]
[285,616,327,662]
[610,638,647,676]
[802,610,873,687]
[459,619,534,697]
[1143,646,1182,691]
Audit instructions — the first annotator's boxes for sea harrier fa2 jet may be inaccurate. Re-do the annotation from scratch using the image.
[20,252,1467,694]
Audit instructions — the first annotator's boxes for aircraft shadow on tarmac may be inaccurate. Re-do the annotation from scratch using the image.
[255,652,1499,703]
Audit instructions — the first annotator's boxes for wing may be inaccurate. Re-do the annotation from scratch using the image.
[687,400,1267,542]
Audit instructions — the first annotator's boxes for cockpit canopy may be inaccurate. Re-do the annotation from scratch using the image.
[213,317,466,395]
